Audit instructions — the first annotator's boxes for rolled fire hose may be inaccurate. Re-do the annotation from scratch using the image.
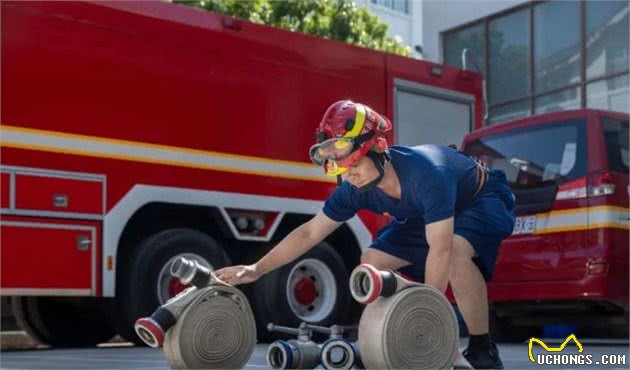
[350,264,460,370]
[136,257,257,369]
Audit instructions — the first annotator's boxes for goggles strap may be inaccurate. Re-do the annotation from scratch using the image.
[355,151,389,192]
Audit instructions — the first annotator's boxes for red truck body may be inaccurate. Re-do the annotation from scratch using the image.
[463,109,629,340]
[1,1,483,344]
[5,0,624,346]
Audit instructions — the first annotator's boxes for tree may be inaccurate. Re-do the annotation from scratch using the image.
[173,0,411,56]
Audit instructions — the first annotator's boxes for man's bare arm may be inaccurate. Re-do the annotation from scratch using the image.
[425,217,454,293]
[255,211,342,276]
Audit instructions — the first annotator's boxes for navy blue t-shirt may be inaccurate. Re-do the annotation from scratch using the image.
[323,145,479,224]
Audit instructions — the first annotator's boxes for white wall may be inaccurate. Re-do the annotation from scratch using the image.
[356,0,424,59]
[421,0,525,63]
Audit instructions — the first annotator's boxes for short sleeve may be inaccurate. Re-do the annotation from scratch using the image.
[416,166,457,224]
[322,182,360,222]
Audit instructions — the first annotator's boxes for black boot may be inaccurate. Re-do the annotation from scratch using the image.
[463,342,504,369]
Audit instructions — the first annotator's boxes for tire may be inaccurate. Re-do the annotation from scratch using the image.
[253,242,351,342]
[110,228,230,344]
[12,296,116,347]
[490,311,539,343]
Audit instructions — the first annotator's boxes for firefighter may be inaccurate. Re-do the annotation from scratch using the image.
[215,100,515,369]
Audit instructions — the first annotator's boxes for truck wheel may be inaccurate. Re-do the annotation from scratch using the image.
[112,228,230,344]
[254,242,351,342]
[12,296,116,347]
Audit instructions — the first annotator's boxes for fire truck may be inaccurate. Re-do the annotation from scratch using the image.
[1,1,484,345]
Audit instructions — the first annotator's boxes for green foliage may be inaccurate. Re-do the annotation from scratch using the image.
[173,0,410,56]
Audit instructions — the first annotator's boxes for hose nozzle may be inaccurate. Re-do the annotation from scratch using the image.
[349,264,416,304]
[170,257,215,287]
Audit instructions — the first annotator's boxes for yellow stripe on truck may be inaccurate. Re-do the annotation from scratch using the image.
[531,206,630,234]
[0,125,335,183]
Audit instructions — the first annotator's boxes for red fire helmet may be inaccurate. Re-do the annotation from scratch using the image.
[310,100,391,176]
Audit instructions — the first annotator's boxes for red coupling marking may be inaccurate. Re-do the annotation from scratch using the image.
[361,264,383,304]
[134,317,165,348]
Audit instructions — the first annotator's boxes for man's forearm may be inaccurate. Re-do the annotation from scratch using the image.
[424,248,451,293]
[255,225,319,276]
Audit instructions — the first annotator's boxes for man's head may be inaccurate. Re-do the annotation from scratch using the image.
[309,100,391,188]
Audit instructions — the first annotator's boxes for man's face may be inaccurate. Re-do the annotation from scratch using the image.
[340,155,378,188]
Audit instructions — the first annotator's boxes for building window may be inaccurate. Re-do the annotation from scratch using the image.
[488,8,530,104]
[371,0,408,14]
[444,23,485,73]
[535,87,581,113]
[586,0,629,79]
[442,0,630,125]
[534,1,580,94]
[587,73,629,112]
[488,99,531,124]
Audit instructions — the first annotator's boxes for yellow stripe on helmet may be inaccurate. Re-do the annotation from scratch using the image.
[344,104,366,138]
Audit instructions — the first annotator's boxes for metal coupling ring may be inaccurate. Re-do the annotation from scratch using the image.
[320,338,362,370]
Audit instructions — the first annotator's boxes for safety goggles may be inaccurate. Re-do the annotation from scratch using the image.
[309,132,375,176]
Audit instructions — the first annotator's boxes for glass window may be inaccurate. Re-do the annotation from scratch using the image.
[488,99,531,124]
[392,0,408,14]
[488,8,530,104]
[601,117,629,174]
[587,74,629,113]
[534,2,580,93]
[464,119,587,188]
[586,1,630,79]
[372,0,408,14]
[444,24,485,72]
[535,87,581,113]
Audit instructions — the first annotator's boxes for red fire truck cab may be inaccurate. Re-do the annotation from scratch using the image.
[463,109,629,341]
[1,1,484,345]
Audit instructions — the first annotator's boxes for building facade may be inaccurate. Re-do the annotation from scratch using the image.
[362,0,629,124]
[423,0,629,124]
[356,0,424,58]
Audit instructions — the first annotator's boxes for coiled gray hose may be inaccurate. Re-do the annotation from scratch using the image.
[162,284,257,369]
[357,284,459,369]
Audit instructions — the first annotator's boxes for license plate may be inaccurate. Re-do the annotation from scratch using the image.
[513,215,537,235]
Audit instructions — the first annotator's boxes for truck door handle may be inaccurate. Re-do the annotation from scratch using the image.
[53,194,68,208]
[77,235,91,251]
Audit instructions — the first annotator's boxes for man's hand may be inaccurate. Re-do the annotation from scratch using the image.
[214,264,261,286]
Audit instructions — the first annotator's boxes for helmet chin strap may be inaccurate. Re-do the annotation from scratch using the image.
[355,151,389,192]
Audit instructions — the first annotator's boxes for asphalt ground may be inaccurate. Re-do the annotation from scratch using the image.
[1,338,628,370]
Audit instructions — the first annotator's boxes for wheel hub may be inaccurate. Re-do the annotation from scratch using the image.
[293,276,317,306]
[286,258,338,322]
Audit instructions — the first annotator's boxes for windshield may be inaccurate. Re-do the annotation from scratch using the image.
[465,119,587,189]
